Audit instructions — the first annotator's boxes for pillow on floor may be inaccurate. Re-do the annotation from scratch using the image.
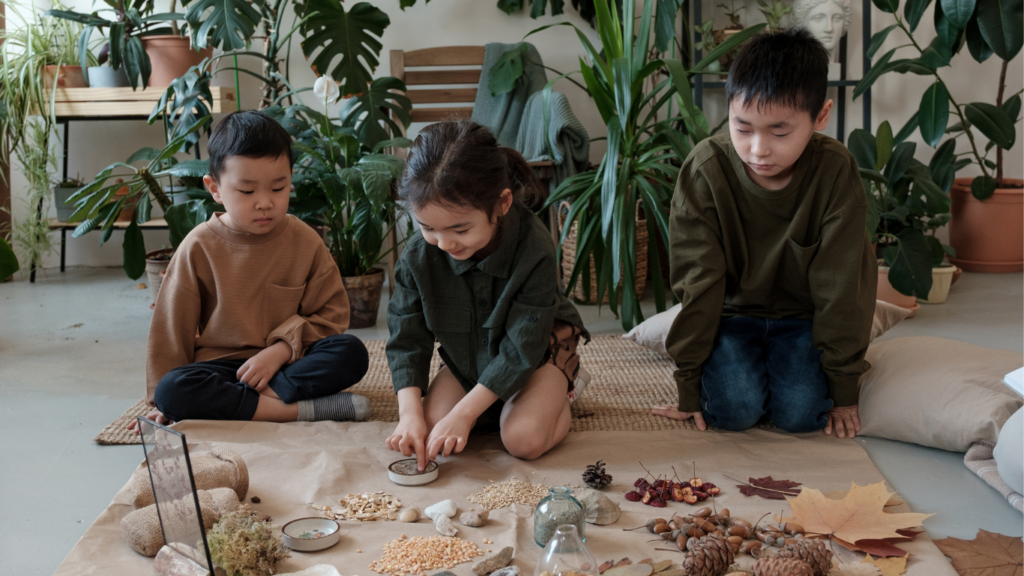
[858,337,1024,452]
[623,300,909,358]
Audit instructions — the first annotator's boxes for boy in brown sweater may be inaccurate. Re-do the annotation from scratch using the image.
[653,30,876,438]
[130,111,370,430]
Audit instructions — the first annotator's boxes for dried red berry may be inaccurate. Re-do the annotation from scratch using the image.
[671,485,687,502]
[706,485,721,496]
[624,491,642,502]
[693,490,708,501]
[689,477,704,488]
[683,493,699,505]
[641,491,654,504]
[634,478,648,488]
[650,498,668,507]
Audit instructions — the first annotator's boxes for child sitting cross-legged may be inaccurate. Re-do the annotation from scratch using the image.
[385,121,590,469]
[653,29,877,438]
[129,110,370,431]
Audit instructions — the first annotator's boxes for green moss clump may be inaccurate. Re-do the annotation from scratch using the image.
[207,511,290,576]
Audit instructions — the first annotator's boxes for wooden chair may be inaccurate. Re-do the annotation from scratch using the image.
[385,46,559,296]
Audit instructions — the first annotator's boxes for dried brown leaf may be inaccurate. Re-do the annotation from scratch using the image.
[862,555,907,576]
[833,529,923,557]
[735,476,803,500]
[828,562,881,576]
[778,482,932,543]
[933,529,1023,576]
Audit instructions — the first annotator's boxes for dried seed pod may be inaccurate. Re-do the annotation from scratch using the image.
[654,523,671,534]
[782,522,805,535]
[661,531,676,541]
[740,540,763,555]
[713,528,726,537]
[753,557,813,576]
[671,530,682,539]
[695,507,713,518]
[668,520,679,531]
[764,535,777,547]
[755,531,769,543]
[785,538,799,546]
[727,536,744,545]
[708,515,726,525]
[720,508,731,518]
[675,534,688,550]
[728,525,751,539]
[733,519,753,529]
[686,527,705,538]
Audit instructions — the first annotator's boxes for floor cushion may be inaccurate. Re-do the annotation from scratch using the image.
[858,337,1024,453]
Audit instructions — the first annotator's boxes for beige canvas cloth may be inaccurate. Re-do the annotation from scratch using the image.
[964,441,1024,513]
[57,421,954,576]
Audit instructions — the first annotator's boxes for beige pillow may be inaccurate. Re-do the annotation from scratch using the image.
[871,299,911,341]
[859,337,1024,452]
[624,300,908,358]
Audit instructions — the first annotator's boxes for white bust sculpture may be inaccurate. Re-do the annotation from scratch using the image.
[792,0,853,61]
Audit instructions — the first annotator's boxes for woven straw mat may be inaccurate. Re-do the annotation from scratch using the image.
[95,335,714,445]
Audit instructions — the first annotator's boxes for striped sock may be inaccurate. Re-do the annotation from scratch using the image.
[296,392,370,422]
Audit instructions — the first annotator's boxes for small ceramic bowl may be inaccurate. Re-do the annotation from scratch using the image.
[388,458,439,486]
[281,518,341,551]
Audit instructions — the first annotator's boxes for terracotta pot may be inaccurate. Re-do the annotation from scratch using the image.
[141,36,213,87]
[42,65,87,88]
[948,177,1024,273]
[145,248,174,303]
[342,267,385,329]
[918,264,958,305]
[877,265,921,317]
[113,186,138,222]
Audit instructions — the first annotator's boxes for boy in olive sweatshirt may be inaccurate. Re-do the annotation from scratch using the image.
[653,29,876,438]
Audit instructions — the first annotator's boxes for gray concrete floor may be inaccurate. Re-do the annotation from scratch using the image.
[1,268,1021,575]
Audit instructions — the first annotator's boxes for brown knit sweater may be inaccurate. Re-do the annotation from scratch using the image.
[146,213,349,403]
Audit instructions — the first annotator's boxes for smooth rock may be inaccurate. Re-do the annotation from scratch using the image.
[400,508,421,523]
[425,499,457,520]
[490,567,521,576]
[473,546,514,576]
[459,510,489,527]
[434,514,458,537]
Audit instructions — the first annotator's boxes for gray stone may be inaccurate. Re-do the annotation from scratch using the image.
[473,546,514,576]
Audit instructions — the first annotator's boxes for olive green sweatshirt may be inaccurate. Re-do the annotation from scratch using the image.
[666,132,876,412]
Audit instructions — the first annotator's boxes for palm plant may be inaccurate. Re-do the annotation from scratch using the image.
[526,0,763,329]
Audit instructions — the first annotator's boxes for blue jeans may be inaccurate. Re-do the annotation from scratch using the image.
[155,334,369,421]
[701,317,832,432]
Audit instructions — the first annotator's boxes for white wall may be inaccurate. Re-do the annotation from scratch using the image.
[9,0,1022,271]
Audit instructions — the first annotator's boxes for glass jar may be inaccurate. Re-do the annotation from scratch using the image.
[534,486,586,547]
[533,524,597,576]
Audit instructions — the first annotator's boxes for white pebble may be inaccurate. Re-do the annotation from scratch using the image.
[425,499,458,520]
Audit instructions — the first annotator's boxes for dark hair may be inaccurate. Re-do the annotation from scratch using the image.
[208,110,294,180]
[398,121,545,217]
[725,28,829,119]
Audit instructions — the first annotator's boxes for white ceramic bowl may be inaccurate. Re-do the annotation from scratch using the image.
[388,458,439,486]
[281,518,341,551]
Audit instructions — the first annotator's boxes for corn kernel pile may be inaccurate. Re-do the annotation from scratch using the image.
[369,535,484,575]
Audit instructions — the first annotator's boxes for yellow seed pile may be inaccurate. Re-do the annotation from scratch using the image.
[467,478,549,510]
[369,536,483,575]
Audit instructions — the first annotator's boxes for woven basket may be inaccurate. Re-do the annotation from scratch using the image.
[558,201,648,305]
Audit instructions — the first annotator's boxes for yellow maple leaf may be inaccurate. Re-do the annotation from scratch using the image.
[863,555,908,576]
[778,482,933,543]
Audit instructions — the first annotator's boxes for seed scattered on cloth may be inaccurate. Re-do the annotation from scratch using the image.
[467,478,549,510]
[311,491,402,521]
[369,536,484,575]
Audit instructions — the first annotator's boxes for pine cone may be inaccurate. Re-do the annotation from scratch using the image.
[683,534,735,576]
[777,539,833,576]
[753,557,814,576]
[582,460,613,489]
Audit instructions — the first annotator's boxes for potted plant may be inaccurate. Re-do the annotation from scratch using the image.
[713,0,746,69]
[265,75,412,328]
[849,121,956,312]
[526,0,763,329]
[757,0,792,30]
[145,190,222,301]
[64,117,210,279]
[854,0,1023,272]
[695,19,724,73]
[54,176,87,222]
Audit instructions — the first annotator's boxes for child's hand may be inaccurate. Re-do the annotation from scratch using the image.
[425,413,474,459]
[387,415,429,471]
[127,409,174,434]
[651,404,708,430]
[824,404,861,438]
[237,342,292,392]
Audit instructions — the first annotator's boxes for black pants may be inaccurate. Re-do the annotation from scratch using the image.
[154,334,369,421]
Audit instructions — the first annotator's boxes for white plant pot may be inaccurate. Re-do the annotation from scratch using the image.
[918,265,958,304]
[87,66,130,88]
